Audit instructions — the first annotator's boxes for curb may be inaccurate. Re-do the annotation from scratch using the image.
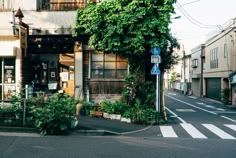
[0,126,38,133]
[73,125,153,136]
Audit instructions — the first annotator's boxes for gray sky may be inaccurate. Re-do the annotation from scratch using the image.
[170,0,236,54]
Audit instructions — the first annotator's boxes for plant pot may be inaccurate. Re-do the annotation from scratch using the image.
[90,110,103,117]
[110,114,121,120]
[121,117,131,123]
[103,112,111,119]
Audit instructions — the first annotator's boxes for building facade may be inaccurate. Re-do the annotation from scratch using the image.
[203,19,236,101]
[0,0,127,102]
[190,44,205,97]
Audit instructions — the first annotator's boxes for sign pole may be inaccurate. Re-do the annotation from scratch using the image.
[150,47,161,113]
[156,74,160,112]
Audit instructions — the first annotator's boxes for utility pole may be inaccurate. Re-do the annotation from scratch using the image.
[183,45,187,95]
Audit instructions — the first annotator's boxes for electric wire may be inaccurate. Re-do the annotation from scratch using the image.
[175,2,218,29]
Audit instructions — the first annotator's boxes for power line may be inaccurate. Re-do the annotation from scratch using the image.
[175,2,218,29]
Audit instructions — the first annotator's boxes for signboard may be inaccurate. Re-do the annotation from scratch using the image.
[151,55,161,64]
[20,26,27,49]
[151,64,160,75]
[151,47,160,55]
[60,72,69,81]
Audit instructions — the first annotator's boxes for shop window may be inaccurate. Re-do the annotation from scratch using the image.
[4,59,15,84]
[91,52,127,79]
[0,58,16,100]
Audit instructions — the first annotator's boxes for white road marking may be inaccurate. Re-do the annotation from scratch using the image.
[212,111,236,114]
[202,124,236,140]
[196,102,205,105]
[224,124,236,131]
[166,107,187,123]
[221,116,236,123]
[160,126,178,138]
[176,109,196,112]
[180,123,207,139]
[216,108,225,111]
[166,95,218,115]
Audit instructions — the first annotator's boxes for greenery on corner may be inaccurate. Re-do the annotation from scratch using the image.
[28,93,78,135]
[0,93,79,135]
[73,0,179,124]
[74,0,180,76]
[95,74,159,125]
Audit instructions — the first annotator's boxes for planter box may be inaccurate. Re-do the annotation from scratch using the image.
[103,112,111,119]
[90,111,103,117]
[110,114,121,120]
[121,117,131,123]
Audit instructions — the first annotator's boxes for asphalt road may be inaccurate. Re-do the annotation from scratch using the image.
[0,135,235,158]
[0,91,236,158]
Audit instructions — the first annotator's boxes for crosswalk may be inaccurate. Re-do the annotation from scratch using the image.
[159,123,236,140]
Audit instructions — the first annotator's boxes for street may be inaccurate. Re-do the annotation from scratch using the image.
[0,92,236,158]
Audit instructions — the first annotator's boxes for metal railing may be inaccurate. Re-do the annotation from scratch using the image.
[0,100,27,127]
[37,0,87,11]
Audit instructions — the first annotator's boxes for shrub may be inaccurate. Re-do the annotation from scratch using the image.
[29,93,78,135]
[222,88,230,104]
[0,104,23,127]
[101,100,114,114]
[130,99,159,125]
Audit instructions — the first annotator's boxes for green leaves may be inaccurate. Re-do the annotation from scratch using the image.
[74,0,179,72]
[74,0,174,52]
[29,93,78,135]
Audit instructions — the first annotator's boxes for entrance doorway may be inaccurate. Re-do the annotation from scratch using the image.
[0,58,16,100]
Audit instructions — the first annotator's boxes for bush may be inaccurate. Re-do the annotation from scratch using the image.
[29,93,78,135]
[130,99,159,125]
[0,104,23,127]
[222,88,230,104]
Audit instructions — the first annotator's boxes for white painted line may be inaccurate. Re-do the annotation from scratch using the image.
[176,109,196,112]
[166,95,217,115]
[224,124,236,132]
[180,123,207,139]
[188,96,197,99]
[213,111,236,114]
[166,107,187,123]
[160,126,178,138]
[196,102,205,105]
[202,124,236,140]
[0,132,40,137]
[216,108,225,111]
[204,105,214,108]
[221,116,236,123]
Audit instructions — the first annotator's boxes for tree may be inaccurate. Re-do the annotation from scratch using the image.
[74,0,179,77]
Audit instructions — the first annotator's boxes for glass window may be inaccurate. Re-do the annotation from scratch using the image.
[224,44,227,58]
[0,0,13,11]
[92,52,103,61]
[104,62,116,69]
[4,58,15,83]
[91,52,127,79]
[105,54,116,61]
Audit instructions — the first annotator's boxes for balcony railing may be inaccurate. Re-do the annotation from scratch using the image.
[37,0,98,11]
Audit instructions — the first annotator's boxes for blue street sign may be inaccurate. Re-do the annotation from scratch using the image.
[151,47,160,55]
[151,64,160,75]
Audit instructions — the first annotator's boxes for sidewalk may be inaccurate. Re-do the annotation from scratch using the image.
[0,115,151,136]
[74,115,151,135]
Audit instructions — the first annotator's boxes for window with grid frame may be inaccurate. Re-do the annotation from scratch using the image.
[210,47,218,69]
[91,51,127,79]
[0,0,13,11]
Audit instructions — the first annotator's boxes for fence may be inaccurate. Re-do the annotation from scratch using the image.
[0,100,30,127]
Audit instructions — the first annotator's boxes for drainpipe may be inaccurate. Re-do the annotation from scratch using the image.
[12,10,16,36]
[200,45,204,97]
